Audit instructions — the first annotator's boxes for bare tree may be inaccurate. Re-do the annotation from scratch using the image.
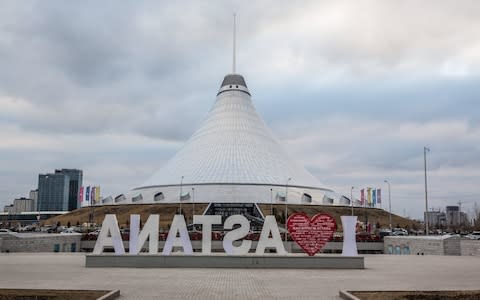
[473,202,480,230]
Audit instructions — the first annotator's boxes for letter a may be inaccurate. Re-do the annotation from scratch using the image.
[163,215,193,255]
[256,216,287,255]
[93,214,125,255]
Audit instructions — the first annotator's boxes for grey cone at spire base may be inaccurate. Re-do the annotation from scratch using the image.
[115,73,342,206]
[220,74,247,88]
[218,74,250,96]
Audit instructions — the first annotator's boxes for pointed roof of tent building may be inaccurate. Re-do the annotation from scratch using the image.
[138,73,328,190]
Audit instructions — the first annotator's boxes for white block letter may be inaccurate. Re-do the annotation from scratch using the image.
[129,214,159,255]
[93,214,125,255]
[256,216,287,255]
[162,215,193,255]
[341,216,358,256]
[223,215,251,255]
[193,215,222,254]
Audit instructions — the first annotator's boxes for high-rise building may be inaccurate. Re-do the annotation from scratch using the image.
[38,173,70,211]
[3,204,14,213]
[446,206,460,226]
[37,169,83,211]
[55,169,83,211]
[29,189,38,211]
[13,197,34,213]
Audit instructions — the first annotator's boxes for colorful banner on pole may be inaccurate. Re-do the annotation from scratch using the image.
[91,187,96,203]
[80,186,101,207]
[79,186,84,204]
[360,189,365,205]
[95,186,101,202]
[367,188,372,206]
[377,189,381,204]
[372,189,377,206]
[85,186,91,203]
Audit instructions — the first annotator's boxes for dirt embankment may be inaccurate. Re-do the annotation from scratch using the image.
[45,203,419,232]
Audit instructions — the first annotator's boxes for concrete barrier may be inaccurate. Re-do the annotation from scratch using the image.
[460,239,480,256]
[384,236,480,256]
[1,233,81,253]
[81,240,384,253]
[86,254,365,269]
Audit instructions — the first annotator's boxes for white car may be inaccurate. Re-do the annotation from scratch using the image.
[466,231,480,240]
[0,229,13,234]
[392,228,408,236]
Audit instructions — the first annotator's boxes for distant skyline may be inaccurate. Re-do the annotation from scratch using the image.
[1,1,479,219]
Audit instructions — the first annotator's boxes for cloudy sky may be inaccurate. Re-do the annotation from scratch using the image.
[1,1,479,219]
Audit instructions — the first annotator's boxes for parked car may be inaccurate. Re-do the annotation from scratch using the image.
[61,228,81,234]
[379,229,392,238]
[392,228,408,236]
[444,233,461,238]
[19,225,35,232]
[466,231,480,240]
[0,229,13,234]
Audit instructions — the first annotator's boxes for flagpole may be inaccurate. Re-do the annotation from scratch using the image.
[179,176,184,214]
[351,186,354,216]
[285,177,291,242]
[367,187,372,232]
[270,188,273,215]
[192,187,195,224]
[384,180,392,230]
[363,189,366,209]
[89,187,93,225]
[424,147,430,235]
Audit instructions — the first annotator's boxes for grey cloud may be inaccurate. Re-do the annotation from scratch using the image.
[1,1,480,218]
[0,1,234,141]
[275,116,480,218]
[243,1,480,80]
[256,76,480,129]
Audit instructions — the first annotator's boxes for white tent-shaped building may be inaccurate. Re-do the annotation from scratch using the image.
[119,73,339,205]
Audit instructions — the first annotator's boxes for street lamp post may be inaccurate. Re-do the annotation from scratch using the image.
[90,201,95,227]
[424,147,430,235]
[285,177,292,242]
[270,188,273,215]
[179,176,184,214]
[384,180,392,230]
[192,187,195,222]
[351,186,354,216]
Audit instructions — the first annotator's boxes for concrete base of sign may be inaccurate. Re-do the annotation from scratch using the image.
[85,254,364,269]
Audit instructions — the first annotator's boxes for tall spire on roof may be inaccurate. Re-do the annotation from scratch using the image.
[232,13,236,74]
[135,14,331,205]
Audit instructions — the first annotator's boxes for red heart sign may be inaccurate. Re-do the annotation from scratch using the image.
[287,213,337,256]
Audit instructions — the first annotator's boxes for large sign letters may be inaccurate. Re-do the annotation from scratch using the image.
[93,212,357,257]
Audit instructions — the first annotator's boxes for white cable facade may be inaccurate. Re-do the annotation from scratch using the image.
[120,74,338,205]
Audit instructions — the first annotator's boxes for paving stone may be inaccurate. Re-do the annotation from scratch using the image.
[0,254,479,299]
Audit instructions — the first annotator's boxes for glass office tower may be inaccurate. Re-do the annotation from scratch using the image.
[37,169,83,211]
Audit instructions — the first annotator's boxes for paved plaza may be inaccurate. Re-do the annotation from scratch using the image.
[0,254,479,299]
